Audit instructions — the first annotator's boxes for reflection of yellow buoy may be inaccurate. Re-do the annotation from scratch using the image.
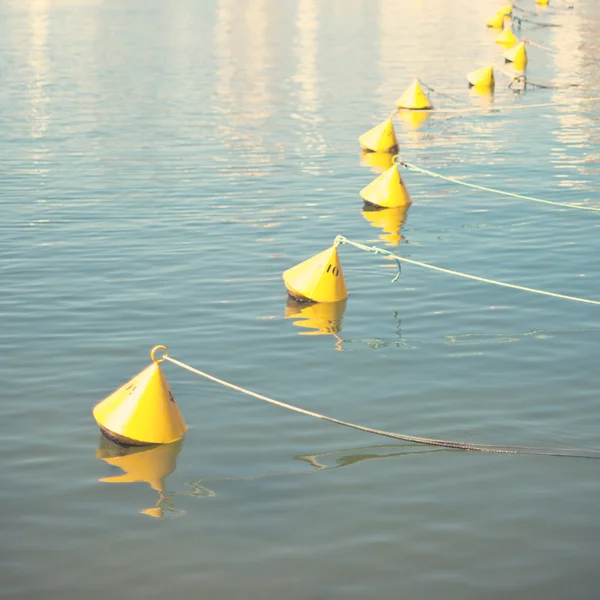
[358,118,398,153]
[362,204,410,247]
[396,79,433,110]
[536,0,549,5]
[495,28,518,47]
[360,150,395,173]
[467,65,495,91]
[97,434,184,519]
[93,348,188,445]
[360,165,412,209]
[504,41,528,69]
[97,436,184,491]
[397,109,430,130]
[284,297,347,336]
[282,245,348,303]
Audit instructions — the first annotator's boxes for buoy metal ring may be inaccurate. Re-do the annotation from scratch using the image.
[150,345,168,364]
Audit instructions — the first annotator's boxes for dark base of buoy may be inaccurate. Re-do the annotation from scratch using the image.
[286,289,316,304]
[361,145,399,154]
[98,426,154,447]
[362,201,387,211]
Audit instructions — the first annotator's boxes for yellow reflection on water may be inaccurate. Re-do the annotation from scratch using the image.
[360,150,395,174]
[96,435,184,518]
[362,204,410,247]
[284,297,347,340]
[396,109,431,130]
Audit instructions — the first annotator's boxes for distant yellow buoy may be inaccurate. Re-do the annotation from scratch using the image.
[536,0,549,6]
[92,347,188,445]
[284,297,347,336]
[362,204,410,247]
[358,118,398,153]
[498,4,513,16]
[396,79,433,110]
[486,12,506,28]
[282,245,348,303]
[360,150,395,173]
[495,28,518,47]
[467,65,495,91]
[504,41,528,69]
[359,165,412,209]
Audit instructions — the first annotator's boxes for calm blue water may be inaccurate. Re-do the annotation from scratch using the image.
[2,0,600,598]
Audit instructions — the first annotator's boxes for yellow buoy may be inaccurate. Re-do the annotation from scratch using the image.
[282,245,348,303]
[92,347,188,445]
[504,41,528,69]
[284,297,347,336]
[362,204,410,247]
[536,0,549,6]
[358,118,398,153]
[360,150,395,173]
[396,79,433,110]
[498,4,513,16]
[467,65,495,91]
[359,165,412,209]
[495,28,518,47]
[486,12,505,28]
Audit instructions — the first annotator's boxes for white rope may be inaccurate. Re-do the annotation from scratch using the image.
[334,236,600,306]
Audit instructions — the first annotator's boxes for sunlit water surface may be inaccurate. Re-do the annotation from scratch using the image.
[2,0,600,599]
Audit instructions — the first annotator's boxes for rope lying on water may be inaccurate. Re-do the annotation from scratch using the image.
[398,160,600,213]
[333,235,600,306]
[162,354,600,459]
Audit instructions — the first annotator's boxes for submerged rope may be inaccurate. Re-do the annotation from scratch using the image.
[398,160,600,213]
[334,235,600,306]
[161,353,599,459]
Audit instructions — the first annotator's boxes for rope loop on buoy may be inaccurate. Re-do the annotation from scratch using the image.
[159,351,600,459]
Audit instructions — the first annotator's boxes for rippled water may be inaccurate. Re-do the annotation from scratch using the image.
[2,0,600,598]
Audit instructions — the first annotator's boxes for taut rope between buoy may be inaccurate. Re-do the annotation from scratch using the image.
[155,351,599,459]
[334,235,600,306]
[398,160,600,213]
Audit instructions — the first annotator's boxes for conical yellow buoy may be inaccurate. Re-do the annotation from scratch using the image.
[359,165,412,209]
[504,41,528,69]
[360,150,395,173]
[362,204,410,247]
[97,436,184,492]
[282,245,348,303]
[284,297,347,336]
[498,4,513,16]
[396,79,433,110]
[358,118,398,153]
[486,12,506,28]
[467,65,495,91]
[93,347,188,445]
[495,28,518,47]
